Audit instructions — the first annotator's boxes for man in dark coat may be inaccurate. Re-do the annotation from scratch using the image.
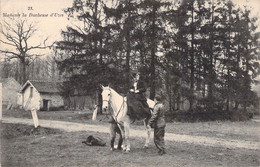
[108,116,123,151]
[127,72,150,120]
[149,95,166,155]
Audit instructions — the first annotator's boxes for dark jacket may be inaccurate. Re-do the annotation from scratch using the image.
[127,80,150,119]
[149,102,166,128]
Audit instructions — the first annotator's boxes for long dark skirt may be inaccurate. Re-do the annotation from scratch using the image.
[126,92,150,120]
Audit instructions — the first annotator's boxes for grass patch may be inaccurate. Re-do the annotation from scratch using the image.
[0,123,63,139]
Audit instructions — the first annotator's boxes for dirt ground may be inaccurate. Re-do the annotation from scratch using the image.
[0,122,259,167]
[1,109,260,166]
[3,109,260,141]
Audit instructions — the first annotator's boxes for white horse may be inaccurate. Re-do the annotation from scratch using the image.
[101,85,155,152]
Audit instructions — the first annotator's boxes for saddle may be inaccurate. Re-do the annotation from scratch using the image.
[126,95,151,120]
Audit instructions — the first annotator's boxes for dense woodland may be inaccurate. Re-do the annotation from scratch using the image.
[1,0,259,115]
[54,0,259,113]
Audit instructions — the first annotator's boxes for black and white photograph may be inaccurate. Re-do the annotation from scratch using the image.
[0,0,259,166]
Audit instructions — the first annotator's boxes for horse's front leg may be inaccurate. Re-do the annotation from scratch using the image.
[143,118,151,148]
[118,124,127,151]
[124,121,131,152]
[109,123,116,151]
[117,133,123,150]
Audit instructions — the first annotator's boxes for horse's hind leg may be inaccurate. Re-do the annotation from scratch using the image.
[143,118,151,148]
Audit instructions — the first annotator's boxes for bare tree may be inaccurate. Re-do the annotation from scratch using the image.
[0,18,50,84]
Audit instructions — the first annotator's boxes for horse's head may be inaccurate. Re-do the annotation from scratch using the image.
[101,85,111,112]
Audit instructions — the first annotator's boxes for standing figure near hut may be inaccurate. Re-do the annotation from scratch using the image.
[126,72,150,120]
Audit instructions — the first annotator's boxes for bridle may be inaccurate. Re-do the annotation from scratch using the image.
[102,87,126,124]
[102,88,112,111]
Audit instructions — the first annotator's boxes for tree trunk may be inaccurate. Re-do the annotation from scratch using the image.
[149,4,156,100]
[189,3,195,111]
[207,0,215,112]
[226,69,230,112]
[21,57,26,84]
[125,0,132,88]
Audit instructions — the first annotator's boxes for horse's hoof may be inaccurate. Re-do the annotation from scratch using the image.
[110,148,115,151]
[123,149,130,153]
[143,146,148,149]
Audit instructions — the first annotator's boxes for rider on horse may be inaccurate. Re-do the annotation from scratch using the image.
[126,71,150,120]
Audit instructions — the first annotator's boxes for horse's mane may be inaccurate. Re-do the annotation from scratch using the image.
[109,87,125,97]
[109,87,117,95]
[109,87,124,101]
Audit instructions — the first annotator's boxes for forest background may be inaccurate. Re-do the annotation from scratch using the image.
[1,0,259,118]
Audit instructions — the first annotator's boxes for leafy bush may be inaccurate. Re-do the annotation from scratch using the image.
[165,110,253,122]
